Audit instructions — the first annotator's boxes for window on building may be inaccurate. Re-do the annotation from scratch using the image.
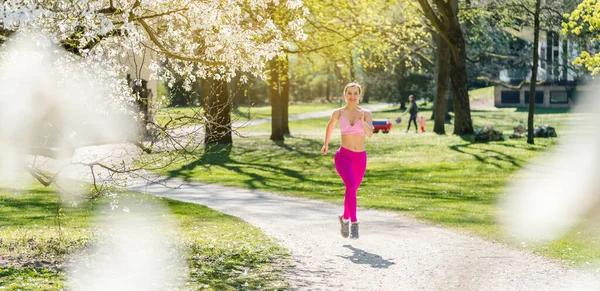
[550,91,568,104]
[501,91,520,104]
[525,91,544,104]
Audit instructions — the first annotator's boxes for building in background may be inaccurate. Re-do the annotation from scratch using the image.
[494,28,590,108]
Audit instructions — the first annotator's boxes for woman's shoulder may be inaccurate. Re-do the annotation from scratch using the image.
[358,106,372,114]
[330,107,344,118]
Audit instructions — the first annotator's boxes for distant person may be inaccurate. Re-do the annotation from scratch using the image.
[399,95,418,133]
[419,115,426,133]
[321,82,374,239]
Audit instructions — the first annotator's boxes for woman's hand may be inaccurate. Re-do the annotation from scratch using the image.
[321,144,328,155]
[358,110,365,122]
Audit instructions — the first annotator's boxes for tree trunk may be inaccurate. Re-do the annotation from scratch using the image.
[448,0,473,135]
[203,78,232,146]
[127,74,156,137]
[349,53,356,81]
[417,0,473,134]
[433,32,450,134]
[281,55,291,135]
[446,86,454,116]
[449,45,473,135]
[363,82,370,103]
[269,58,284,141]
[397,60,407,110]
[230,73,244,108]
[326,66,332,102]
[527,0,541,145]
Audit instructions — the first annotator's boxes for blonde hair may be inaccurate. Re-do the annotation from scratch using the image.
[343,82,362,96]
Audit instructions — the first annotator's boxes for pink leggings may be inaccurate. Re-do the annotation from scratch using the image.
[334,147,367,223]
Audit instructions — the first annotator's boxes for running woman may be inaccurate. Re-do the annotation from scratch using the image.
[321,82,373,239]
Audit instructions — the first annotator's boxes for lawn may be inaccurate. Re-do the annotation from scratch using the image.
[162,105,600,267]
[469,86,494,101]
[156,102,348,127]
[0,185,289,290]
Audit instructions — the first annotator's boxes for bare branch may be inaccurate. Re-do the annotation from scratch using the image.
[467,52,516,63]
[415,51,434,67]
[137,18,222,65]
[416,0,457,59]
[23,165,52,187]
[476,76,545,89]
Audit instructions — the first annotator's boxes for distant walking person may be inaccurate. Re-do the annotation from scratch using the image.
[400,95,418,133]
[321,82,374,239]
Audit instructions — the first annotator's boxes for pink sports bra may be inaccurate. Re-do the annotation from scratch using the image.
[339,109,365,136]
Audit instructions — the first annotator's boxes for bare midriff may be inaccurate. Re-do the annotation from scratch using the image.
[341,134,366,152]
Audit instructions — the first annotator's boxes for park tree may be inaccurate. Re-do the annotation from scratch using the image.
[265,0,371,141]
[285,0,427,109]
[527,0,543,145]
[0,0,306,193]
[417,0,474,135]
[266,2,308,141]
[359,2,431,110]
[563,0,600,75]
[464,0,573,144]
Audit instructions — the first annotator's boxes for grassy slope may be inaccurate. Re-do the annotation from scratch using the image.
[156,103,348,127]
[0,186,288,290]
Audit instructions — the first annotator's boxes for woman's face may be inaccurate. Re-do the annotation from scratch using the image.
[345,86,360,104]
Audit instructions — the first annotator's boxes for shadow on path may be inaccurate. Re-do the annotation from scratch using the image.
[339,245,395,269]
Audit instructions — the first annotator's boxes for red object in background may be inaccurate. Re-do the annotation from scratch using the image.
[372,120,392,134]
[419,116,426,132]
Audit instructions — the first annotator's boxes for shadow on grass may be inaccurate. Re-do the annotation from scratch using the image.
[0,188,62,228]
[364,170,497,204]
[167,138,335,190]
[232,106,253,120]
[515,107,571,114]
[456,135,546,153]
[471,109,500,113]
[449,143,522,168]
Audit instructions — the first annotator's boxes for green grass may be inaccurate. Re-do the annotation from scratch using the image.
[163,106,599,267]
[156,102,354,127]
[239,106,574,136]
[0,185,288,290]
[469,86,494,101]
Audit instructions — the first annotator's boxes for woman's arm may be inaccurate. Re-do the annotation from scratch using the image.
[321,110,340,154]
[361,110,374,138]
[402,102,413,117]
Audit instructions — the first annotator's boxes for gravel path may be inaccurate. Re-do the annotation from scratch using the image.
[130,178,600,291]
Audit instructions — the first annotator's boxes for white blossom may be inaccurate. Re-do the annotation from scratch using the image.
[1,0,306,88]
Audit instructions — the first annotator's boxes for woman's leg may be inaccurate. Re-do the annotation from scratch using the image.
[334,148,357,221]
[350,151,367,222]
[407,115,416,130]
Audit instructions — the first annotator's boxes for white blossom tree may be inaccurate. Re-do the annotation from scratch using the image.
[0,0,306,195]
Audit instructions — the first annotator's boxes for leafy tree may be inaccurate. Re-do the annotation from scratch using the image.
[465,0,574,144]
[0,0,306,193]
[563,0,600,75]
[417,0,475,135]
